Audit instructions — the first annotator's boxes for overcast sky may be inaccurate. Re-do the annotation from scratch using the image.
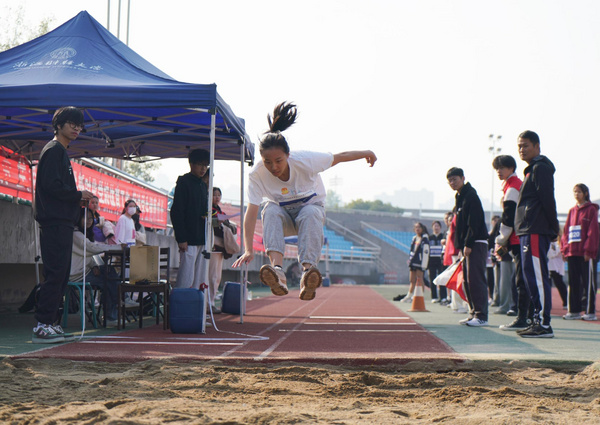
[4,0,600,214]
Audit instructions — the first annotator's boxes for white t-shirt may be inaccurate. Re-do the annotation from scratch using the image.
[114,215,136,246]
[248,150,334,208]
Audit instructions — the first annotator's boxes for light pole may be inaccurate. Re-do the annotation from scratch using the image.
[488,134,502,226]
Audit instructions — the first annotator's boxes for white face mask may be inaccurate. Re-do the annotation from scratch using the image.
[127,207,137,216]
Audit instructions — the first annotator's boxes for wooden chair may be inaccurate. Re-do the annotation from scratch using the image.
[117,246,170,330]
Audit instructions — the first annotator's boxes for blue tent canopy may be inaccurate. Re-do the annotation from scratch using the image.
[0,11,254,163]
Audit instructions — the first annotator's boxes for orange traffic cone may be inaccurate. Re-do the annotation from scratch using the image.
[408,281,429,312]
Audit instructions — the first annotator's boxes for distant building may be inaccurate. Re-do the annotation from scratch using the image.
[376,188,434,210]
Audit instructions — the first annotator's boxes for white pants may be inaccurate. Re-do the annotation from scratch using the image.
[175,245,207,290]
[208,251,224,306]
[261,202,326,266]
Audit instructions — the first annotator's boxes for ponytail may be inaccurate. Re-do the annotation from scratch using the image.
[259,101,297,155]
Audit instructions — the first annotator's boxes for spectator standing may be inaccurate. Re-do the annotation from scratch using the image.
[428,220,446,303]
[560,183,599,321]
[401,222,430,303]
[514,130,559,338]
[170,149,210,289]
[232,102,376,301]
[488,215,501,306]
[32,106,94,343]
[492,155,533,331]
[447,167,490,327]
[114,199,138,248]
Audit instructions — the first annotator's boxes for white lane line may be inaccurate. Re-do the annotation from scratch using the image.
[304,322,418,325]
[309,316,410,320]
[278,329,427,333]
[218,299,320,359]
[253,292,335,361]
[80,341,243,346]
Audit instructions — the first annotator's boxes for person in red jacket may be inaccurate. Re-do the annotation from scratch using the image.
[561,183,599,321]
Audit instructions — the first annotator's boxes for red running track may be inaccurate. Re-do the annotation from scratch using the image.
[16,286,464,365]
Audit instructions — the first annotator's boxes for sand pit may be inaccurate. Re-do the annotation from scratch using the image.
[1,358,599,424]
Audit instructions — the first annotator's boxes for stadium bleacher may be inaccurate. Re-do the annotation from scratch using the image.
[365,229,413,254]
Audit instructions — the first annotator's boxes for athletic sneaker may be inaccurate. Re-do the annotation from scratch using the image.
[259,265,289,296]
[563,312,584,320]
[431,298,440,304]
[32,323,65,344]
[519,323,554,338]
[499,318,531,331]
[51,325,75,342]
[299,266,322,301]
[465,318,489,327]
[582,313,597,321]
[393,294,407,301]
[506,309,517,317]
[400,296,413,303]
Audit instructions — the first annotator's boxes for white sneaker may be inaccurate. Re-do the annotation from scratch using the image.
[400,296,413,303]
[563,312,583,320]
[259,265,289,296]
[459,316,473,325]
[124,298,139,308]
[465,318,489,327]
[582,313,597,321]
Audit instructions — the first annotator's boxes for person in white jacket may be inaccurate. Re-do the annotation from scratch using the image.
[70,209,124,326]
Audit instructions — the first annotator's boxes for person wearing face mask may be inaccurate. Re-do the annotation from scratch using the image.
[115,199,138,248]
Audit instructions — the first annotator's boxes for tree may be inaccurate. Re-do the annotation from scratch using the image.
[325,189,341,209]
[0,5,53,51]
[345,198,404,213]
[122,158,161,183]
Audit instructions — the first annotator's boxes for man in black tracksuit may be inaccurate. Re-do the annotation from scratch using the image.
[170,149,210,290]
[514,130,559,338]
[33,107,93,344]
[447,167,490,326]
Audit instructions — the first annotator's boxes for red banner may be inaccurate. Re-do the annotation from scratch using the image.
[0,147,33,201]
[0,148,168,229]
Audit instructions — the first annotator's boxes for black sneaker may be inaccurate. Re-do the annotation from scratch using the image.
[499,318,531,331]
[393,294,407,301]
[518,323,554,338]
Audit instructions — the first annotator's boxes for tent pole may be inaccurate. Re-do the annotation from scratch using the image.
[107,0,111,31]
[117,0,121,39]
[29,160,40,285]
[201,112,217,334]
[239,140,245,323]
[126,0,131,46]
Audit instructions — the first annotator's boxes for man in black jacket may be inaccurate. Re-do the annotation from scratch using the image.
[33,106,94,344]
[514,131,559,338]
[170,149,210,290]
[447,167,490,327]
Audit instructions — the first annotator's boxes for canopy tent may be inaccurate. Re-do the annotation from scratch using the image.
[0,11,255,330]
[0,10,254,163]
